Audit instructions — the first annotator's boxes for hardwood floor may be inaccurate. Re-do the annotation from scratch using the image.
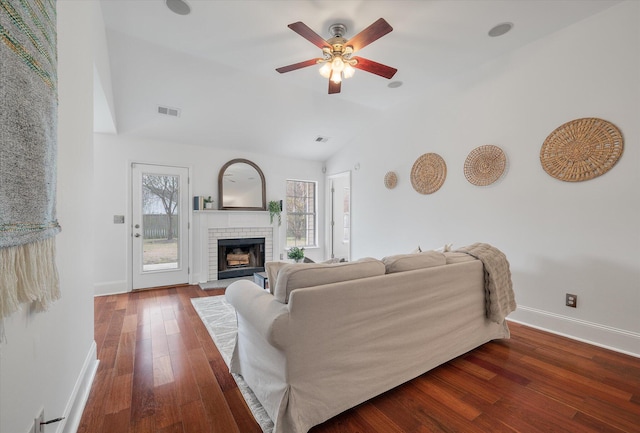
[78,285,640,433]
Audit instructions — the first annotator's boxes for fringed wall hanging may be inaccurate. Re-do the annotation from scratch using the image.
[0,0,61,331]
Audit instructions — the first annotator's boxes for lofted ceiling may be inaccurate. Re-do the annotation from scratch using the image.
[96,0,621,161]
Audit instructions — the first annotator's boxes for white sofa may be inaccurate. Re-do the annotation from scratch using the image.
[225,245,515,433]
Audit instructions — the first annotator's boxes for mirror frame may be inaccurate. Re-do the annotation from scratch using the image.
[218,158,266,210]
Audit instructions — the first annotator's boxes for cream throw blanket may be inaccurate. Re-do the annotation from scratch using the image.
[456,243,516,323]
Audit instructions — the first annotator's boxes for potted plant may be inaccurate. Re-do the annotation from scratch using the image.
[204,196,213,209]
[268,200,282,225]
[287,246,305,263]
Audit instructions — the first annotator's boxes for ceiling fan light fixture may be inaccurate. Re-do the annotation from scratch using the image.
[277,18,396,94]
[319,62,332,78]
[330,69,342,84]
[343,64,355,79]
[331,57,345,72]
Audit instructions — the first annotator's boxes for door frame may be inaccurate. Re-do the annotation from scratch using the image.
[127,161,193,291]
[326,171,351,261]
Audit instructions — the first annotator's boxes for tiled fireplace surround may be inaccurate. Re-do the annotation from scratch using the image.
[208,227,273,280]
[193,211,275,283]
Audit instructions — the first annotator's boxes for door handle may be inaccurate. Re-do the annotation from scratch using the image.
[134,233,141,238]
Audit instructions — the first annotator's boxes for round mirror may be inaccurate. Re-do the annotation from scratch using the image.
[218,159,266,210]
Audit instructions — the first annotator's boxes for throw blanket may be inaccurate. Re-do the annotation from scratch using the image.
[456,243,516,323]
[0,0,60,322]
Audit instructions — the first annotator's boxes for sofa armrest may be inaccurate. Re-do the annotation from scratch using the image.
[225,280,290,349]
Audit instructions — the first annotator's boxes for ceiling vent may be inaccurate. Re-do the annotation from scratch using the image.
[315,136,329,143]
[157,105,181,117]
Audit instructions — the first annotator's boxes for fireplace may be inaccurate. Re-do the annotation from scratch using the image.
[217,237,265,279]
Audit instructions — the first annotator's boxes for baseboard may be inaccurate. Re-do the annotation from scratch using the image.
[58,341,99,433]
[94,280,128,296]
[508,306,640,358]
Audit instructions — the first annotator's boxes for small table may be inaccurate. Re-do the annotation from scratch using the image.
[253,272,269,290]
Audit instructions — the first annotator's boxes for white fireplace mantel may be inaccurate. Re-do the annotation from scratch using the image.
[192,210,278,283]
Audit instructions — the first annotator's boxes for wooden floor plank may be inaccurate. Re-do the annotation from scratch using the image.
[79,285,640,433]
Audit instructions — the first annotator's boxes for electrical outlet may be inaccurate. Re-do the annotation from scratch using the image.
[33,408,44,433]
[566,293,577,308]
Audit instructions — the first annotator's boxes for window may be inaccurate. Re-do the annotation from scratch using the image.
[286,179,317,248]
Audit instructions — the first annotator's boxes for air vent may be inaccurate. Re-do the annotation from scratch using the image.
[157,105,181,117]
[315,136,329,143]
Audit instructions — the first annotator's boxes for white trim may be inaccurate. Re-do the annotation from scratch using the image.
[94,280,128,296]
[58,341,99,433]
[508,305,640,358]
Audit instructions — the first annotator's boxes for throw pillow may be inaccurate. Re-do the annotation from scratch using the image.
[273,257,385,303]
[382,250,446,274]
[265,261,288,294]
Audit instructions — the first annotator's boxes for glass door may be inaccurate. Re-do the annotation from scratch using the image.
[131,163,189,290]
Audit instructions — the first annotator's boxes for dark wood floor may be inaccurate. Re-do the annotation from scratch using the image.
[78,285,640,433]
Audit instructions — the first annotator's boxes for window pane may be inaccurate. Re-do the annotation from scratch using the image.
[286,179,317,248]
[141,173,180,271]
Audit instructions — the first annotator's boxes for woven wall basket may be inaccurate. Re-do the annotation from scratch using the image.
[384,171,398,189]
[410,153,447,194]
[540,117,623,182]
[464,145,506,186]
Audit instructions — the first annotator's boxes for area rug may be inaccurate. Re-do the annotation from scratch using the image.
[191,296,274,432]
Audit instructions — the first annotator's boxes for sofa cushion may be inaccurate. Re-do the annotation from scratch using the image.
[382,250,446,274]
[273,257,385,303]
[265,261,288,294]
[443,251,476,264]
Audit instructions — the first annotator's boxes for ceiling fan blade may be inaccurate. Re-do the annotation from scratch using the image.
[352,56,397,79]
[276,59,320,74]
[288,22,331,49]
[346,18,393,52]
[328,79,341,94]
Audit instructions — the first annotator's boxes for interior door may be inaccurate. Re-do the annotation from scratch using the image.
[329,172,350,261]
[132,163,189,290]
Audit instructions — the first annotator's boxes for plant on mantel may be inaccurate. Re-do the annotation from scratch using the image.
[268,200,282,226]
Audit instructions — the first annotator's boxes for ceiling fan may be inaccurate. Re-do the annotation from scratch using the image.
[276,18,398,94]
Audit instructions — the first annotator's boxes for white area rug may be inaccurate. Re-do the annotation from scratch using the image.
[191,296,274,432]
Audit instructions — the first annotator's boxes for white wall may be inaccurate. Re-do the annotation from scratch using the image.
[93,133,325,294]
[0,2,97,433]
[326,2,640,356]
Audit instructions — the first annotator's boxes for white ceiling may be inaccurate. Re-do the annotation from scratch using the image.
[96,0,621,162]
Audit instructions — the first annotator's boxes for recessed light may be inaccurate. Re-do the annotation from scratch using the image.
[388,81,403,88]
[488,22,513,37]
[166,0,191,16]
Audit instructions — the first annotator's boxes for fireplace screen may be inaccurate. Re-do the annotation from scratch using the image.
[217,237,265,279]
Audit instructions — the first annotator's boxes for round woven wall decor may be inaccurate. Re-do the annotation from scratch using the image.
[464,145,506,186]
[384,171,398,189]
[410,153,447,194]
[540,117,623,182]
